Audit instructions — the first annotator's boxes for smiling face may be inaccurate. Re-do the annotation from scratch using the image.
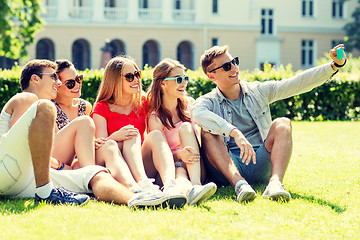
[121,62,141,96]
[36,67,61,100]
[207,52,240,90]
[57,66,82,99]
[162,67,187,99]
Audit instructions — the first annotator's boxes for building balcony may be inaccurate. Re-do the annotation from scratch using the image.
[104,7,128,22]
[69,7,93,22]
[138,8,162,23]
[41,1,197,25]
[172,9,195,23]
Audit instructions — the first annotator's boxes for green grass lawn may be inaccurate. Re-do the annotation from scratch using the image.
[1,121,359,240]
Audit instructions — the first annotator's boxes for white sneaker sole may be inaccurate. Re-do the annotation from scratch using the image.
[187,183,217,206]
[262,191,291,201]
[162,194,187,209]
[237,191,257,202]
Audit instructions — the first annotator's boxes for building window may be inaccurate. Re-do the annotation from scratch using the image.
[36,38,55,60]
[72,0,83,7]
[302,0,314,17]
[110,39,126,58]
[0,57,17,69]
[261,9,274,35]
[142,40,160,68]
[212,0,218,13]
[140,0,149,9]
[72,39,91,70]
[332,0,344,18]
[105,0,115,7]
[175,0,181,9]
[212,38,219,46]
[177,41,193,70]
[301,40,315,67]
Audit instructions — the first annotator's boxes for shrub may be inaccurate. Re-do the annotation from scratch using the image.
[1,57,359,120]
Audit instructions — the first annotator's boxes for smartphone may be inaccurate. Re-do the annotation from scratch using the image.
[336,48,344,60]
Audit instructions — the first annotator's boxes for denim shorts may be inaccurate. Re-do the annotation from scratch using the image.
[203,143,272,186]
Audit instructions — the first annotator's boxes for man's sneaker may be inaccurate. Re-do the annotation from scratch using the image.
[162,180,187,209]
[34,187,90,206]
[235,180,257,202]
[128,191,170,209]
[262,180,291,201]
[138,178,161,194]
[187,182,217,206]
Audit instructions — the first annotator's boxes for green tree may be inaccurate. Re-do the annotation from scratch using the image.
[344,0,360,51]
[0,0,43,59]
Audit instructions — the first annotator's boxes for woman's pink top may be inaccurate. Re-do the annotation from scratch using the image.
[92,96,148,143]
[150,104,198,153]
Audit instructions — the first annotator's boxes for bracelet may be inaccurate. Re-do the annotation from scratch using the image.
[333,59,347,68]
[56,161,65,170]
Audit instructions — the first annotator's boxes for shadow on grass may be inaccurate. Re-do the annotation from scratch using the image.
[289,192,346,213]
[209,185,346,213]
[0,197,38,215]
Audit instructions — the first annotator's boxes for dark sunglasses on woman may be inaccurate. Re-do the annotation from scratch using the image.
[209,57,239,73]
[164,76,189,85]
[124,71,141,82]
[64,75,83,89]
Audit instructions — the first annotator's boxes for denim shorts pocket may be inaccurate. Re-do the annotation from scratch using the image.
[0,155,22,194]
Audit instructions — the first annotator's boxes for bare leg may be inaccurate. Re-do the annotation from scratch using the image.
[122,134,149,182]
[28,100,56,187]
[52,116,95,167]
[264,118,292,183]
[95,139,139,189]
[179,122,202,185]
[142,130,175,185]
[201,130,245,187]
[89,171,134,204]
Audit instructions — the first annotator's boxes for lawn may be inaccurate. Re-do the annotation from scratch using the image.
[0,121,359,240]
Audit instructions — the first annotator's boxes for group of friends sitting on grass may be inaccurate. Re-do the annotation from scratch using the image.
[0,44,346,208]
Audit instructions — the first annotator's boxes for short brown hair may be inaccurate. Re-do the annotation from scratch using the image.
[20,59,57,90]
[200,45,229,74]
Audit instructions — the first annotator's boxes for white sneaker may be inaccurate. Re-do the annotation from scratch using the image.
[127,191,169,209]
[262,180,291,201]
[235,180,256,202]
[138,178,161,194]
[187,182,217,206]
[162,180,187,209]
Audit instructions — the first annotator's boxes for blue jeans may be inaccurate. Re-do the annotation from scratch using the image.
[203,143,272,186]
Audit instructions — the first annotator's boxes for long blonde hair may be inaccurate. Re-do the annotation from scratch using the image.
[147,58,190,129]
[95,56,142,114]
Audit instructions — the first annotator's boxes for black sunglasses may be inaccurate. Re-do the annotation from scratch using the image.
[209,57,239,73]
[37,72,59,81]
[124,71,141,82]
[64,75,83,89]
[164,76,189,85]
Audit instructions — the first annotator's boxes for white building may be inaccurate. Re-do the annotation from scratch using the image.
[4,0,359,70]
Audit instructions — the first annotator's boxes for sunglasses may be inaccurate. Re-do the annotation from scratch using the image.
[209,57,239,73]
[164,76,189,85]
[38,72,59,81]
[64,75,83,89]
[124,71,141,82]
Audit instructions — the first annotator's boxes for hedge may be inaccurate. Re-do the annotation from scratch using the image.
[1,57,359,121]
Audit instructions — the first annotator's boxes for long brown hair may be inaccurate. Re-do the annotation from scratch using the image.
[147,58,190,129]
[95,56,142,114]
